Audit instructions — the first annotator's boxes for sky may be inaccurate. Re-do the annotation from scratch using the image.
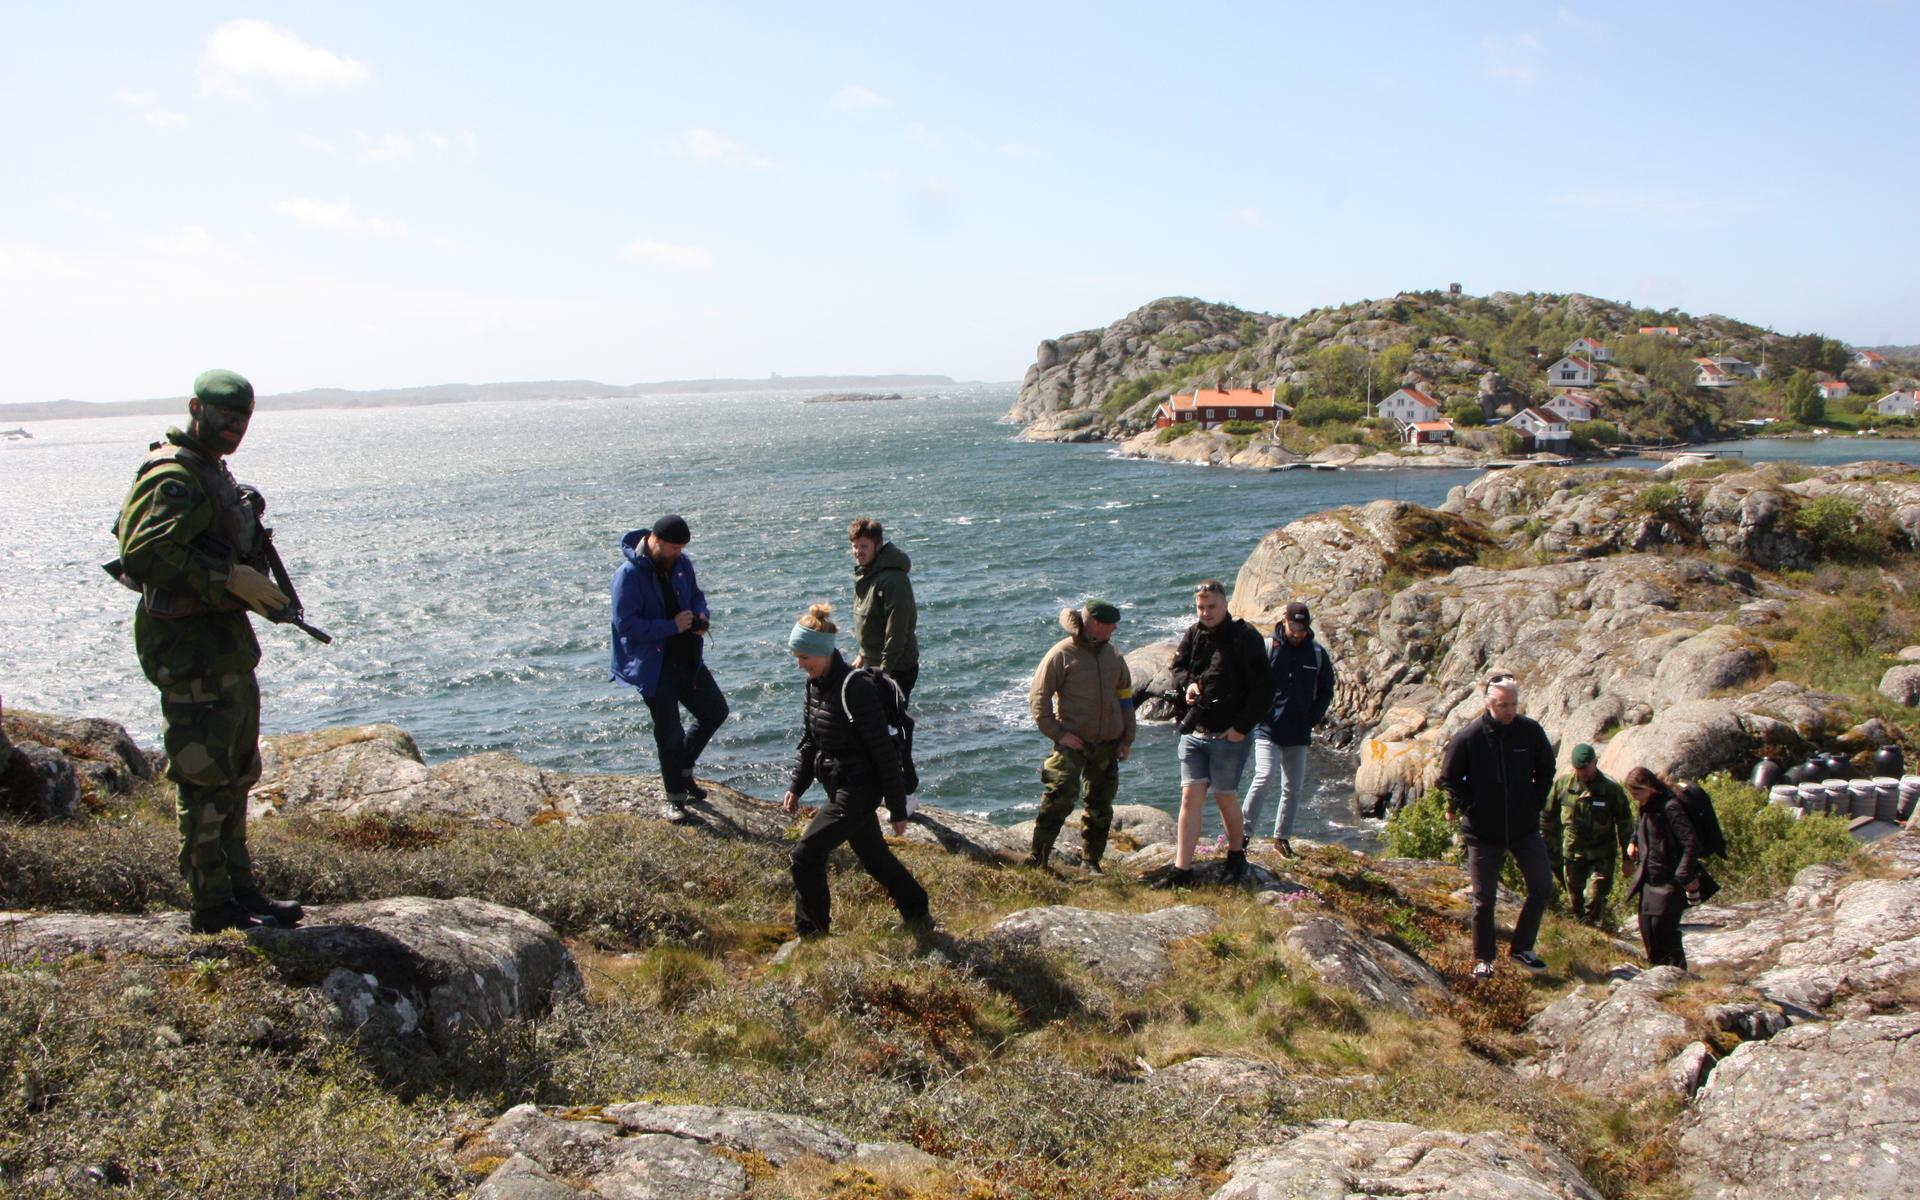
[2,2,1916,404]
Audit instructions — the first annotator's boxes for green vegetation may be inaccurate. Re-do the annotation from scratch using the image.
[1155,422,1197,444]
[1786,370,1825,425]
[1383,787,1455,860]
[1793,496,1892,564]
[1701,775,1857,902]
[1294,396,1366,426]
[1774,593,1910,696]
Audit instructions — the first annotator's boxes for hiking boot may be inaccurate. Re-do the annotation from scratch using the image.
[1470,960,1495,982]
[1223,849,1247,883]
[1025,848,1051,870]
[1510,949,1549,973]
[1151,867,1196,890]
[683,778,707,802]
[235,888,304,928]
[189,900,275,935]
[1275,838,1295,858]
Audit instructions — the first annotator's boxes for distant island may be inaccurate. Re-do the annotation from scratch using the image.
[0,375,957,423]
[802,392,904,405]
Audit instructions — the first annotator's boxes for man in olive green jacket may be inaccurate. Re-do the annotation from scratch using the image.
[849,517,919,699]
[1542,743,1634,924]
[1027,601,1136,870]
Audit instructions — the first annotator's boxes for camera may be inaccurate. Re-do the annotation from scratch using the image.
[689,614,710,633]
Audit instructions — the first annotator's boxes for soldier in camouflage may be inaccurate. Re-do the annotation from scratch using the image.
[1541,743,1634,925]
[114,369,305,934]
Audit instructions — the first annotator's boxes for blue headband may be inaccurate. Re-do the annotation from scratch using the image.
[788,623,835,657]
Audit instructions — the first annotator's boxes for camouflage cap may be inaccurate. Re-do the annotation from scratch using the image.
[192,369,254,413]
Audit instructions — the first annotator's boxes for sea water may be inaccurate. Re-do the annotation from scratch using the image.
[8,387,1918,848]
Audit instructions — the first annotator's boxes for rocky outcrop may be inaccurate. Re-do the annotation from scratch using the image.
[2,707,155,818]
[1881,663,1920,707]
[1211,1119,1603,1200]
[1677,1011,1920,1199]
[0,896,580,1050]
[1519,966,1694,1094]
[1126,639,1180,721]
[1005,803,1175,864]
[1686,834,1920,1014]
[464,1102,939,1200]
[984,904,1215,989]
[1009,297,1273,432]
[1282,916,1447,1015]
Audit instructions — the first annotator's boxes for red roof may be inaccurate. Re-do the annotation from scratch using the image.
[1570,337,1604,350]
[1410,421,1453,431]
[1557,356,1594,371]
[1512,407,1567,427]
[1167,387,1277,411]
[1818,381,1851,395]
[1387,386,1440,409]
[1640,326,1681,335]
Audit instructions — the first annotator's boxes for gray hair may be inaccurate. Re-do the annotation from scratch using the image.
[1486,675,1519,700]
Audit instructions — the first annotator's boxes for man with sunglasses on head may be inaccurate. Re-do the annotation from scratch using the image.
[112,369,305,935]
[1439,673,1557,980]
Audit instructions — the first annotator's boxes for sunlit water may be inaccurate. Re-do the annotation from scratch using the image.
[7,390,1918,849]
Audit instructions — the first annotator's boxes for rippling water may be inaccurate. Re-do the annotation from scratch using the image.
[9,390,1918,848]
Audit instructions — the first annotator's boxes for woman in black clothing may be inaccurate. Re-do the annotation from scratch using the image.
[1623,766,1704,968]
[781,603,930,936]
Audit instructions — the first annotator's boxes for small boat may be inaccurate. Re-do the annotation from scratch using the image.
[1,427,30,440]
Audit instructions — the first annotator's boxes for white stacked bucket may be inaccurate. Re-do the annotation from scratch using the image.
[1824,779,1852,816]
[1901,776,1920,821]
[1769,783,1800,810]
[1873,778,1901,822]
[1848,779,1878,818]
[1798,781,1828,813]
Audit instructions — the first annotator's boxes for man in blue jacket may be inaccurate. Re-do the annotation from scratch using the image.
[610,515,729,811]
[1240,602,1336,858]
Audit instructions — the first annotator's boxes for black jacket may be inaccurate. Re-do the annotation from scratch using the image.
[1628,790,1703,916]
[1170,617,1273,735]
[1257,633,1335,746]
[1438,711,1556,846]
[787,652,908,818]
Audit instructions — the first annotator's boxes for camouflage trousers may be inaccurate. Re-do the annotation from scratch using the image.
[1034,740,1121,866]
[159,671,263,909]
[1564,855,1617,923]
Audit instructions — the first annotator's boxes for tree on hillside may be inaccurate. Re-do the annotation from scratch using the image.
[1370,344,1413,396]
[1311,344,1367,401]
[1786,370,1824,424]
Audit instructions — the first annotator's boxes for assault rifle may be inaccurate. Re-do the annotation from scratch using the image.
[237,485,332,644]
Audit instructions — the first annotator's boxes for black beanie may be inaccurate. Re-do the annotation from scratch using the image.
[651,514,692,545]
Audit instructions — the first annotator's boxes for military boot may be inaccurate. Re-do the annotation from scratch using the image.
[236,888,304,928]
[1024,846,1052,870]
[189,899,275,935]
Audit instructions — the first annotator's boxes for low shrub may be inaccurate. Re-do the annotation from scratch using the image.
[1294,397,1366,426]
[1702,774,1857,901]
[1382,788,1456,861]
[1794,495,1895,564]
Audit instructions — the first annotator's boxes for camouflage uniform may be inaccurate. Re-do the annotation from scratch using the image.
[1542,769,1634,923]
[116,427,266,911]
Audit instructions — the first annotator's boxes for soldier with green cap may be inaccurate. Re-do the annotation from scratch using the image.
[1026,599,1136,871]
[113,369,305,934]
[1541,743,1633,925]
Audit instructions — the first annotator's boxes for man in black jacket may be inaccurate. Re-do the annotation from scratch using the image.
[1163,580,1272,886]
[1439,675,1557,979]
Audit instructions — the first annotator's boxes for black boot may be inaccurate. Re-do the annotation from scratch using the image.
[1151,867,1196,890]
[1224,849,1247,883]
[683,777,708,801]
[236,888,304,928]
[189,899,275,935]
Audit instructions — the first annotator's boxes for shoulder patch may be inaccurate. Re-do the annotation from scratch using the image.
[158,478,191,501]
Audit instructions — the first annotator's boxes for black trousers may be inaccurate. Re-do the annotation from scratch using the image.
[888,663,918,703]
[791,785,929,935]
[643,662,729,793]
[1466,831,1554,962]
[1639,906,1687,968]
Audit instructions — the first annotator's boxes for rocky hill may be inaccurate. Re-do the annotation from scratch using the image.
[1013,290,1892,445]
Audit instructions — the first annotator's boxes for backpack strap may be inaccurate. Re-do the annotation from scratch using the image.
[842,665,906,729]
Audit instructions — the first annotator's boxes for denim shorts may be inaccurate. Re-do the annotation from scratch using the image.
[1179,731,1252,790]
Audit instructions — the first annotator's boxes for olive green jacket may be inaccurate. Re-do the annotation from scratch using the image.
[1029,608,1136,749]
[116,428,261,687]
[852,541,918,673]
[1542,769,1634,872]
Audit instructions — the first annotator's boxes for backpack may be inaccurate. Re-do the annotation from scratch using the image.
[1677,781,1728,859]
[841,666,918,796]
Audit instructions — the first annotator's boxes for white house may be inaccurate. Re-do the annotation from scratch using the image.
[1545,355,1597,388]
[1505,406,1571,449]
[1545,389,1601,423]
[1817,380,1852,401]
[1565,336,1612,363]
[1856,350,1890,371]
[1376,385,1443,426]
[1876,390,1919,418]
[1693,358,1736,388]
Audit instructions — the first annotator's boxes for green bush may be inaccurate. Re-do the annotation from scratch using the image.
[1447,402,1486,427]
[1777,595,1903,696]
[1382,788,1457,861]
[1636,483,1682,517]
[1219,420,1268,435]
[1155,423,1198,444]
[1498,428,1525,455]
[1794,495,1892,563]
[1570,420,1617,444]
[1700,774,1857,901]
[1294,397,1366,426]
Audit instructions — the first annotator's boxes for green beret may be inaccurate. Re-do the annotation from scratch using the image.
[1083,599,1121,623]
[192,369,254,412]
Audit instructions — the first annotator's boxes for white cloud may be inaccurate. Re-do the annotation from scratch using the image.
[997,141,1043,159]
[1482,33,1543,88]
[619,238,714,269]
[424,130,481,155]
[431,238,463,252]
[272,197,408,236]
[834,84,892,111]
[144,109,188,130]
[1229,207,1265,229]
[199,18,369,99]
[133,225,239,259]
[113,87,156,107]
[365,132,415,162]
[668,127,772,170]
[296,133,339,155]
[907,122,938,147]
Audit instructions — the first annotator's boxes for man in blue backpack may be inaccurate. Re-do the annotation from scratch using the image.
[611,515,729,812]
